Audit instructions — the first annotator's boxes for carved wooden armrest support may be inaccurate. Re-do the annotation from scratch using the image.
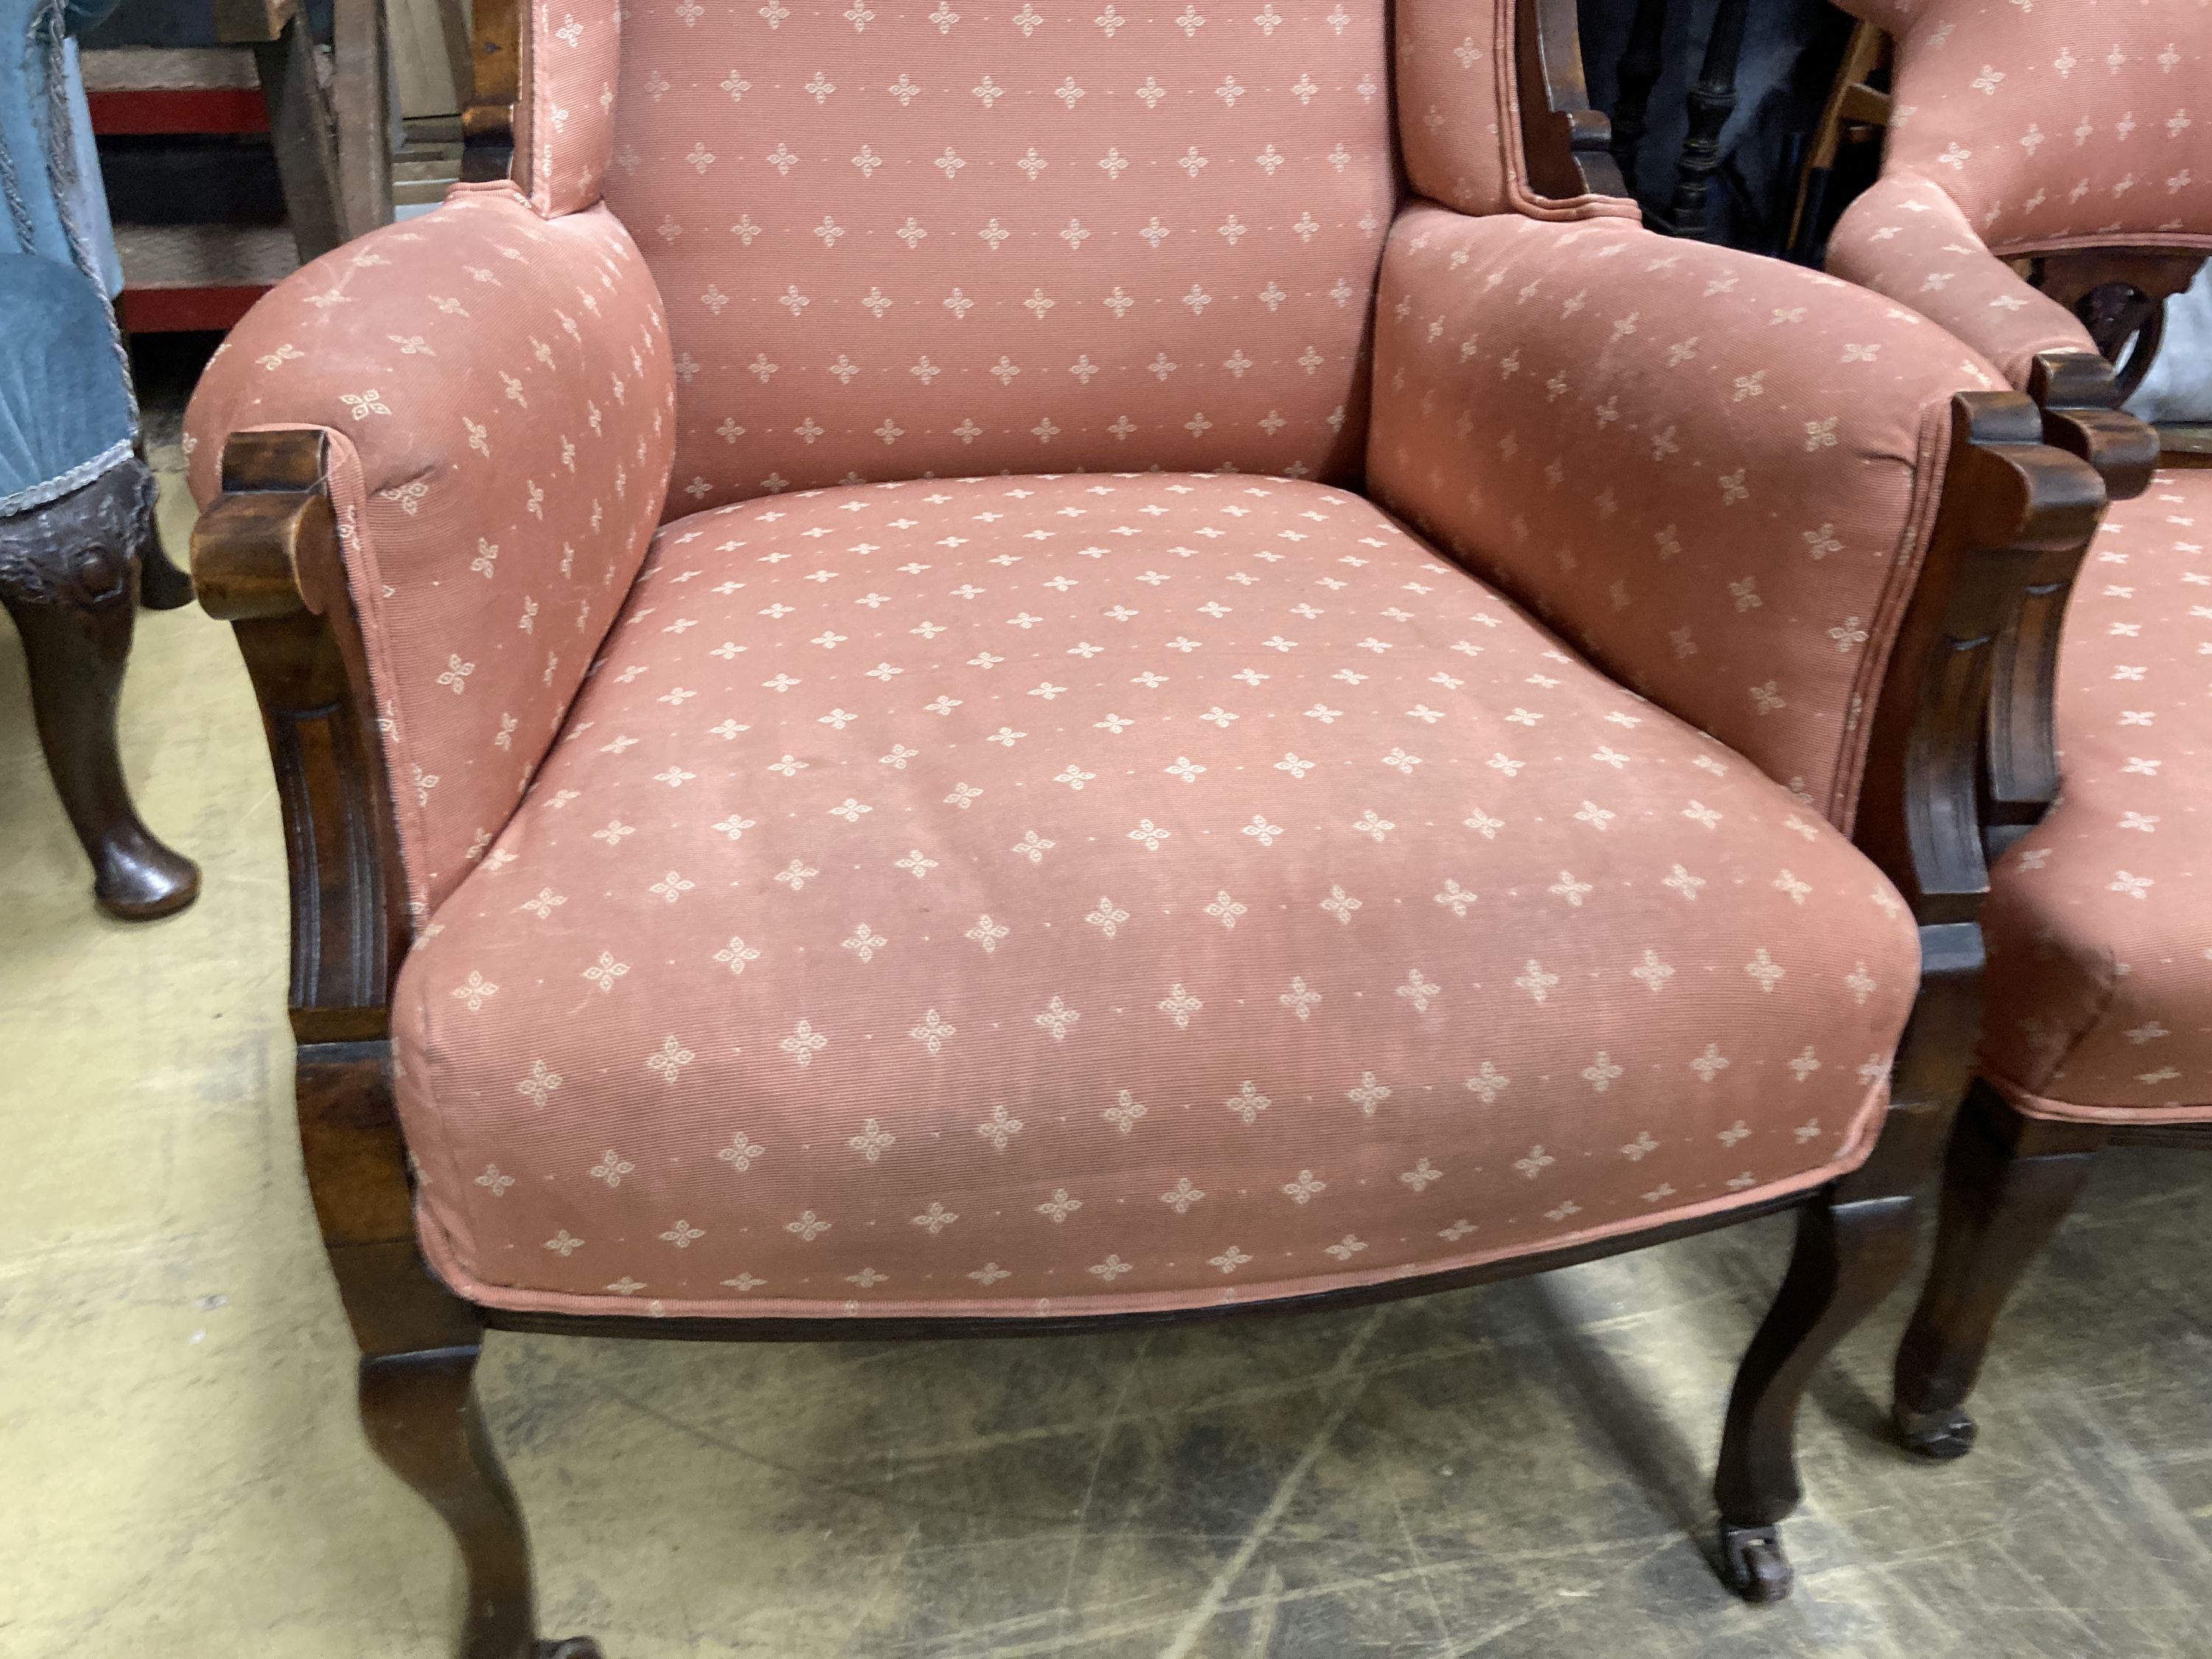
[194,431,451,1350]
[192,430,407,1043]
[2030,251,2208,403]
[2027,350,2160,502]
[1965,352,2163,852]
[1853,392,2103,1108]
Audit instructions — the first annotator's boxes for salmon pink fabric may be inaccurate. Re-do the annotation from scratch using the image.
[1979,468,2212,1123]
[1839,0,2212,258]
[519,1,622,218]
[1367,202,2004,830]
[185,183,676,919]
[599,0,1396,508]
[392,475,1920,1319]
[1827,171,2100,389]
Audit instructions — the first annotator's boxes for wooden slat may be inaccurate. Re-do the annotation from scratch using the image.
[80,46,260,91]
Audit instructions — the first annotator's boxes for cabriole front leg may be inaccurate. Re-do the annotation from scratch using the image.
[1711,1172,1921,1601]
[1891,1080,2106,1459]
[0,461,199,919]
[305,1046,600,1659]
[1710,939,1971,1603]
[358,1338,602,1659]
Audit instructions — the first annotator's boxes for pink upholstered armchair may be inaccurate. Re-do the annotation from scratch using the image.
[1826,0,2211,403]
[185,1,2101,1647]
[1812,0,2212,1467]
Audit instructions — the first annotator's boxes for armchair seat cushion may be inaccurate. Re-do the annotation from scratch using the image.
[392,474,1919,1321]
[1980,469,2212,1123]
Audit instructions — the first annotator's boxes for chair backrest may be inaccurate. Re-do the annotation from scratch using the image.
[1843,0,2212,259]
[490,0,1631,512]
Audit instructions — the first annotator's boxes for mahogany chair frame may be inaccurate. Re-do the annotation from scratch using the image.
[188,5,2107,1649]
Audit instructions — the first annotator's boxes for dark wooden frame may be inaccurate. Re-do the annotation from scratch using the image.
[2030,251,2207,404]
[187,12,2109,1652]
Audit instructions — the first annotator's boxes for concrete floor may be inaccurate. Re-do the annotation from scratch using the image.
[4,422,2211,1658]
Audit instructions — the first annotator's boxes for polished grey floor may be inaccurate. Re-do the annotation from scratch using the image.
[4,420,2208,1658]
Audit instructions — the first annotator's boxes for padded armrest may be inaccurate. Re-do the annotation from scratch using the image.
[1368,200,2007,831]
[1826,171,2098,391]
[187,182,675,921]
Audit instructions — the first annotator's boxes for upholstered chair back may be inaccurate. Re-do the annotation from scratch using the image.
[1843,0,2212,257]
[525,0,1629,511]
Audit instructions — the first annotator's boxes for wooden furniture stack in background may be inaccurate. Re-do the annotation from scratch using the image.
[80,0,465,335]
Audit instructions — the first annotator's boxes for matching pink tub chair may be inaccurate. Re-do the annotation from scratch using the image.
[1818,0,2212,1464]
[184,0,2103,1647]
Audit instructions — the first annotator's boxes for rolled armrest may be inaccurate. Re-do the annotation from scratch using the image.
[1826,171,2097,390]
[187,181,675,921]
[1368,200,2014,830]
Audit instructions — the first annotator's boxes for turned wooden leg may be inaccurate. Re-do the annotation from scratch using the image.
[1891,1081,2106,1460]
[0,463,198,919]
[1711,1098,1952,1602]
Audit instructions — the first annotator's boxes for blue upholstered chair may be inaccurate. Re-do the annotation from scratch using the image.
[1,0,195,917]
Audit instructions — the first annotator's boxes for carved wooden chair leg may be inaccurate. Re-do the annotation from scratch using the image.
[358,1338,600,1659]
[297,1040,599,1659]
[1711,1180,1916,1600]
[1711,1093,1952,1602]
[1891,1080,2107,1460]
[0,465,198,919]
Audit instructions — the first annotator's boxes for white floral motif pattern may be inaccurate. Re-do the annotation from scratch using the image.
[1826,1,2212,387]
[1842,0,2212,259]
[393,474,1921,1318]
[601,0,1395,507]
[1979,473,2212,1121]
[196,4,1969,1326]
[185,184,678,919]
[1368,201,2005,822]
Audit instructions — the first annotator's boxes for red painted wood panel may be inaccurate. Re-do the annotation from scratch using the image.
[88,87,268,136]
[119,286,268,334]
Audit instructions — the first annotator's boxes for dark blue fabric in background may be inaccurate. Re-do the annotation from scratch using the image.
[0,0,133,512]
[0,251,134,508]
[1577,0,1852,256]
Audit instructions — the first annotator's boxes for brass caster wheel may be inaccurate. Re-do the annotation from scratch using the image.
[1894,1401,1978,1461]
[1718,1522,1793,1604]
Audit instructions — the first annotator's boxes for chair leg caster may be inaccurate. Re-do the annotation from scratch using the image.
[1893,1401,1978,1461]
[537,1640,604,1658]
[1718,1522,1793,1604]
